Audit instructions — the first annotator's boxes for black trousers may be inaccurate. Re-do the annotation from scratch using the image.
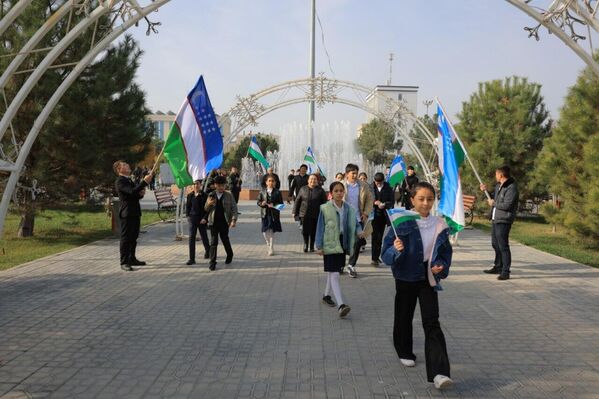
[348,221,366,266]
[209,224,233,265]
[393,279,450,382]
[492,222,512,275]
[301,217,318,249]
[119,216,140,265]
[371,218,387,261]
[188,216,210,261]
[232,189,240,203]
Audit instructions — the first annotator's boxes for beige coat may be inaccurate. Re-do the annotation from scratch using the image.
[343,180,374,220]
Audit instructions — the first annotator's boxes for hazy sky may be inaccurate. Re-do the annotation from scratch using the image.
[127,0,596,134]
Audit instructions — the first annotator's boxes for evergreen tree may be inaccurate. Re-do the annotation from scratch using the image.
[356,118,402,165]
[533,57,599,247]
[456,76,551,199]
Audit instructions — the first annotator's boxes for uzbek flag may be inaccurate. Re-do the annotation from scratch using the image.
[387,154,407,187]
[273,203,285,211]
[163,76,223,188]
[303,147,325,177]
[436,98,465,168]
[248,135,270,170]
[437,102,465,233]
[386,208,421,229]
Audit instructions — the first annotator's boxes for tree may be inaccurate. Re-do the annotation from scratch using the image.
[356,118,403,165]
[0,2,152,236]
[456,76,551,199]
[532,57,599,247]
[223,133,279,170]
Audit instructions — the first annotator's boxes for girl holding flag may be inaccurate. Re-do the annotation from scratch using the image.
[257,174,283,256]
[381,181,453,390]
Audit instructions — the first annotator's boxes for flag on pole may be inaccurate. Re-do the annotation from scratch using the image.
[303,147,325,177]
[436,98,465,168]
[386,208,421,229]
[248,135,270,170]
[437,103,465,233]
[387,154,407,187]
[273,203,285,211]
[163,76,223,188]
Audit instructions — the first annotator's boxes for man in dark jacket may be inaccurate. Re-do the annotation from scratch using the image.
[186,180,210,265]
[288,164,309,201]
[292,174,327,252]
[371,172,395,266]
[400,166,419,208]
[227,167,242,203]
[480,165,519,280]
[114,160,153,271]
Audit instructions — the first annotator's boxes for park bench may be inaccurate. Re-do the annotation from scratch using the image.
[463,194,476,226]
[154,188,177,221]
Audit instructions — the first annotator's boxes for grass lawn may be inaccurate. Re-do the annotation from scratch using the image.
[0,204,163,271]
[473,216,599,268]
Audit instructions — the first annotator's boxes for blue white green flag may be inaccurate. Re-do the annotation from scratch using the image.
[273,204,285,211]
[387,155,407,187]
[303,147,325,178]
[437,102,465,233]
[248,136,270,170]
[386,208,421,229]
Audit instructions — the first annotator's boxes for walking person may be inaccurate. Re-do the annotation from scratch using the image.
[343,163,374,278]
[315,181,364,318]
[113,160,153,271]
[288,164,309,202]
[371,172,395,266]
[292,174,327,252]
[257,174,283,256]
[227,166,242,203]
[381,181,453,390]
[204,175,238,271]
[400,166,419,209]
[480,165,519,280]
[185,180,210,265]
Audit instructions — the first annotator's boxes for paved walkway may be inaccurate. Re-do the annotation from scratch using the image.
[1,201,598,399]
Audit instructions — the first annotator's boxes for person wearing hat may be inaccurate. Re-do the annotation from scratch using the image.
[185,179,210,265]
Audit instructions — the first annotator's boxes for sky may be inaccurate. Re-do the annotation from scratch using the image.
[127,0,596,134]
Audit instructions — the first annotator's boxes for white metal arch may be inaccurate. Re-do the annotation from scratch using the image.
[219,76,437,182]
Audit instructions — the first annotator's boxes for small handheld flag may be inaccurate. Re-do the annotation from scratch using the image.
[273,203,285,211]
[386,208,421,238]
[248,136,270,170]
[387,155,407,187]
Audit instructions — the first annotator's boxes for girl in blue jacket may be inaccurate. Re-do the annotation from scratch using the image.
[381,181,453,390]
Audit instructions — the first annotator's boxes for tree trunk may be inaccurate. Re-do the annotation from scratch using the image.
[17,210,35,237]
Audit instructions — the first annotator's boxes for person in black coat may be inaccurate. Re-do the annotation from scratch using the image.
[227,167,243,203]
[113,160,153,271]
[371,172,395,266]
[400,166,419,209]
[292,174,328,252]
[257,174,284,256]
[185,180,210,265]
[288,164,309,202]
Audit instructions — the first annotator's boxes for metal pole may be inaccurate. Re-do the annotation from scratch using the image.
[308,0,316,148]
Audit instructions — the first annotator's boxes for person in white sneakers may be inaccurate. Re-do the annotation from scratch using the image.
[381,181,454,390]
[257,175,283,256]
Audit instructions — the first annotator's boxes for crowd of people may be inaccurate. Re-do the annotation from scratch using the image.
[113,158,519,391]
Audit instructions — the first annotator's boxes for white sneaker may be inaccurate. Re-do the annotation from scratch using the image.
[433,374,453,389]
[267,249,273,256]
[347,265,357,278]
[399,358,415,367]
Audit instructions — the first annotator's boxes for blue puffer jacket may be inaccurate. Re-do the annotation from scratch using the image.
[381,217,452,290]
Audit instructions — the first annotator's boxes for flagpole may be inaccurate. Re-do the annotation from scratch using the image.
[386,209,399,240]
[151,145,165,175]
[435,97,491,200]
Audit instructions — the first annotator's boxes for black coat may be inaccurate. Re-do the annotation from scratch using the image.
[186,191,208,219]
[289,174,309,198]
[293,185,327,219]
[115,175,147,219]
[372,181,395,225]
[227,173,242,192]
[491,177,519,224]
[257,188,283,220]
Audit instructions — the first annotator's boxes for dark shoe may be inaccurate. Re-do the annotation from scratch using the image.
[209,264,216,271]
[130,259,146,266]
[186,259,195,265]
[303,244,308,253]
[348,265,357,278]
[309,247,315,253]
[338,304,351,318]
[225,255,233,264]
[120,264,134,272]
[497,274,510,280]
[322,295,336,307]
[484,267,501,274]
[203,252,210,259]
[371,260,379,267]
